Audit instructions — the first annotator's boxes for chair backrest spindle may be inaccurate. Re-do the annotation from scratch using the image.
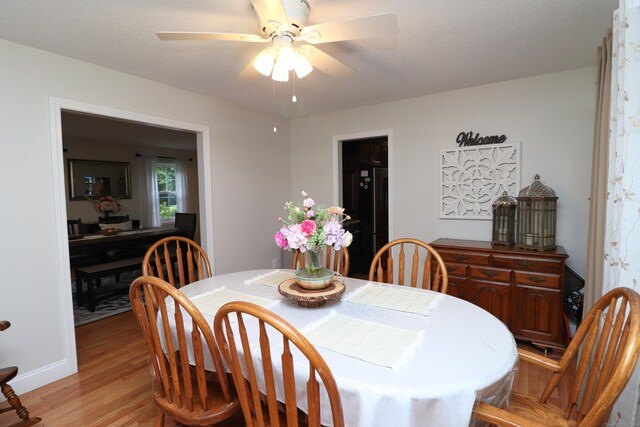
[143,236,212,288]
[369,238,448,293]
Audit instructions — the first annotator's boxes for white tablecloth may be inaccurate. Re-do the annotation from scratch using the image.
[174,269,518,427]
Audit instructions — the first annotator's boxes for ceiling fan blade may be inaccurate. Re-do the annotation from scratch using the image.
[251,0,290,32]
[236,59,261,80]
[156,31,268,42]
[303,45,355,78]
[299,13,399,44]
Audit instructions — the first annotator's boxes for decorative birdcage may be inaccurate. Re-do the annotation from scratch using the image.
[515,174,557,251]
[491,191,516,246]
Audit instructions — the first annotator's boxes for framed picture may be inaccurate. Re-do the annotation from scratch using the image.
[68,159,132,200]
[439,143,520,219]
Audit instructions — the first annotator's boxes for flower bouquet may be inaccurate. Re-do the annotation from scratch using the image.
[89,196,121,216]
[275,191,352,288]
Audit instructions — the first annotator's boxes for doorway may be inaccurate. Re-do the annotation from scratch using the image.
[50,98,214,375]
[341,136,389,277]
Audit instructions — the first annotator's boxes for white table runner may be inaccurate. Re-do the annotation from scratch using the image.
[245,269,296,287]
[190,288,277,317]
[304,311,424,370]
[345,283,443,315]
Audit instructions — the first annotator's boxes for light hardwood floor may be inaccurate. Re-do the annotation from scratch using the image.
[1,311,572,426]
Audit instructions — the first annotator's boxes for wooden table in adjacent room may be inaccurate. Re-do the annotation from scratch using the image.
[70,227,187,311]
[164,269,518,427]
[68,227,186,260]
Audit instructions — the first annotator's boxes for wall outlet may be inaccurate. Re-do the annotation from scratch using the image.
[272,258,279,269]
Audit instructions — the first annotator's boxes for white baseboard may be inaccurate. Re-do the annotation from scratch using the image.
[10,358,75,395]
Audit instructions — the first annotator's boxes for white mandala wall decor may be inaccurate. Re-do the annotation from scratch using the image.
[439,143,520,219]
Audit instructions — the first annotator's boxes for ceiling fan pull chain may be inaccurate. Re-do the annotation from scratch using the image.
[272,79,278,133]
[292,73,297,103]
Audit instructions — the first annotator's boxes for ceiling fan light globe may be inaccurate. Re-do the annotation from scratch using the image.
[294,56,313,79]
[253,50,275,76]
[277,46,296,70]
[272,63,289,82]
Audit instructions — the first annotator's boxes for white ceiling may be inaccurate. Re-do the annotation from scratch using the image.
[0,0,617,120]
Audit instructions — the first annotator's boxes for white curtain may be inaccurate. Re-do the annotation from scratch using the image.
[602,0,640,424]
[176,158,189,213]
[138,156,160,228]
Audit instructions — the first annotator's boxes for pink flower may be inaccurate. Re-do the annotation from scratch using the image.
[300,219,316,236]
[274,230,289,249]
[303,198,315,209]
[306,210,314,218]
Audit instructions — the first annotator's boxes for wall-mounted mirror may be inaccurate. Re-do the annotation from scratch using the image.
[68,159,131,200]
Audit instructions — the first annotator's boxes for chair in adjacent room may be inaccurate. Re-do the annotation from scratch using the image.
[214,301,344,427]
[67,218,104,270]
[368,238,448,293]
[142,236,212,288]
[174,212,197,240]
[292,245,350,277]
[67,218,82,236]
[473,287,640,427]
[129,276,240,426]
[98,215,130,224]
[0,321,41,427]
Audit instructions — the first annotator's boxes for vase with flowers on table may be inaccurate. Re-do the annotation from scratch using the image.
[275,191,353,291]
[89,196,124,235]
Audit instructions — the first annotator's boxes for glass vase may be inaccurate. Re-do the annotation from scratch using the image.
[295,246,333,290]
[305,246,326,277]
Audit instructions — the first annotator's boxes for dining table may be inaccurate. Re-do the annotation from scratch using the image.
[68,227,187,260]
[170,269,518,427]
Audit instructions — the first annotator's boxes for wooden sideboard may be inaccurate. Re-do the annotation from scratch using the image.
[430,238,569,352]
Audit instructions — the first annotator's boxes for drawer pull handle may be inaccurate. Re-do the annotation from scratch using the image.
[528,276,545,283]
[453,254,468,262]
[517,260,535,268]
[482,270,498,278]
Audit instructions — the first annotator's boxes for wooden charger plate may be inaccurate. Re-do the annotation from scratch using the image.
[278,278,345,308]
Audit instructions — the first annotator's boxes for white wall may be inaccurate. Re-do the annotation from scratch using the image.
[290,67,596,278]
[0,39,291,392]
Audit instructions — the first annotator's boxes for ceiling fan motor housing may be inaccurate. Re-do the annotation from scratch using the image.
[255,0,310,38]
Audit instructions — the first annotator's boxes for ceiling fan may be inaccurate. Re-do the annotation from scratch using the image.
[156,0,399,82]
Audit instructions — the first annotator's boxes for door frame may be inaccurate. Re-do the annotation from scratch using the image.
[49,97,214,374]
[332,129,394,241]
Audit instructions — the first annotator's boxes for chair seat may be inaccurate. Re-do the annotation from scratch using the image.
[0,366,18,383]
[152,374,240,426]
[501,392,576,427]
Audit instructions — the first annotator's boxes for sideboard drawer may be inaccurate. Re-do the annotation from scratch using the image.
[470,266,511,282]
[443,262,467,276]
[514,271,561,289]
[438,251,490,266]
[492,255,563,275]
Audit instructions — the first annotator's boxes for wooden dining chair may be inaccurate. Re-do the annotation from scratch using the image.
[175,212,197,240]
[0,321,41,427]
[473,287,640,427]
[129,276,240,426]
[67,218,82,236]
[368,238,448,293]
[292,245,350,277]
[213,302,345,427]
[142,236,212,288]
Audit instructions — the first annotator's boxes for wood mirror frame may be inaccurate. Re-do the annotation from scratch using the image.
[67,159,132,200]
